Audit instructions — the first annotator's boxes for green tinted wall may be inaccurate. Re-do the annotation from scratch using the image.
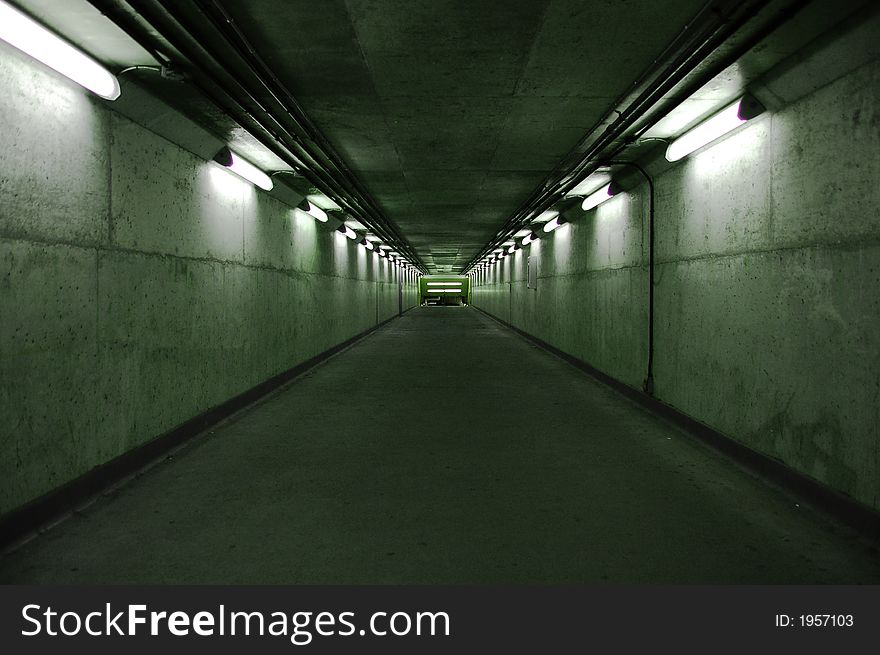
[0,41,417,517]
[472,34,880,510]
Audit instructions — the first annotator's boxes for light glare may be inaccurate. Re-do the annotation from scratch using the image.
[665,100,746,162]
[543,217,564,233]
[0,0,121,100]
[226,152,273,191]
[581,183,615,211]
[303,202,328,222]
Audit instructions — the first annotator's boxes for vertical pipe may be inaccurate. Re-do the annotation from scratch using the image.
[608,161,655,394]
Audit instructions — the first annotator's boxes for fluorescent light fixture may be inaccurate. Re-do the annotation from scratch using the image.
[0,0,121,100]
[427,289,462,294]
[213,148,273,190]
[522,232,537,246]
[379,244,392,251]
[543,216,566,233]
[426,282,462,287]
[297,199,328,222]
[338,225,357,240]
[531,209,558,224]
[566,172,612,198]
[360,239,374,250]
[507,244,518,254]
[581,183,617,211]
[306,194,340,211]
[665,95,764,162]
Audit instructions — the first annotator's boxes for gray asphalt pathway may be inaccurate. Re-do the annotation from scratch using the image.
[2,307,878,583]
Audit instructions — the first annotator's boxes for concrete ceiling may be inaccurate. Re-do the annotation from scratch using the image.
[15,0,875,273]
[216,0,708,273]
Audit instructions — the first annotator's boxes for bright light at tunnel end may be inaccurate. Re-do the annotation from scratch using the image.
[0,0,121,100]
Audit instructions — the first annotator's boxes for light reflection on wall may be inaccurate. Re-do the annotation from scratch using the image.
[590,194,628,270]
[528,238,541,261]
[684,114,767,183]
[356,241,367,278]
[200,164,250,257]
[677,117,769,252]
[333,227,349,276]
[287,208,318,270]
[550,221,572,272]
[206,162,253,202]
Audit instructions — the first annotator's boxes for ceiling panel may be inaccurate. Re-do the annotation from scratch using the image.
[217,0,709,271]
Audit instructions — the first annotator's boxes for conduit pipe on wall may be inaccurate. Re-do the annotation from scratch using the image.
[604,161,656,395]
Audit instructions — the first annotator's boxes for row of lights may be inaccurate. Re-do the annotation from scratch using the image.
[424,281,464,294]
[0,0,421,274]
[210,151,418,271]
[468,94,764,274]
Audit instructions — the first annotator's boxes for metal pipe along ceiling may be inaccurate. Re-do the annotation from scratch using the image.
[87,0,424,269]
[463,0,809,273]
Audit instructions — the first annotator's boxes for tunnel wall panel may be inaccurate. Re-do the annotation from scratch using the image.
[0,240,100,510]
[473,54,880,510]
[0,41,414,516]
[0,43,111,248]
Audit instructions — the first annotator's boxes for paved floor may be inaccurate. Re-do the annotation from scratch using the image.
[2,307,878,583]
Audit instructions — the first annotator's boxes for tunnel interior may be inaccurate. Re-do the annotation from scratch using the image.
[1,0,879,584]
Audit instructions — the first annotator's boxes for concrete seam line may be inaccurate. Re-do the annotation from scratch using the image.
[0,311,407,552]
[0,236,410,282]
[469,305,880,540]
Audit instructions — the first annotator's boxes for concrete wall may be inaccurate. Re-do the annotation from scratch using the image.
[473,46,880,509]
[0,41,416,516]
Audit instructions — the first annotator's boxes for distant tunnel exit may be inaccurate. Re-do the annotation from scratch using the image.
[419,276,470,306]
